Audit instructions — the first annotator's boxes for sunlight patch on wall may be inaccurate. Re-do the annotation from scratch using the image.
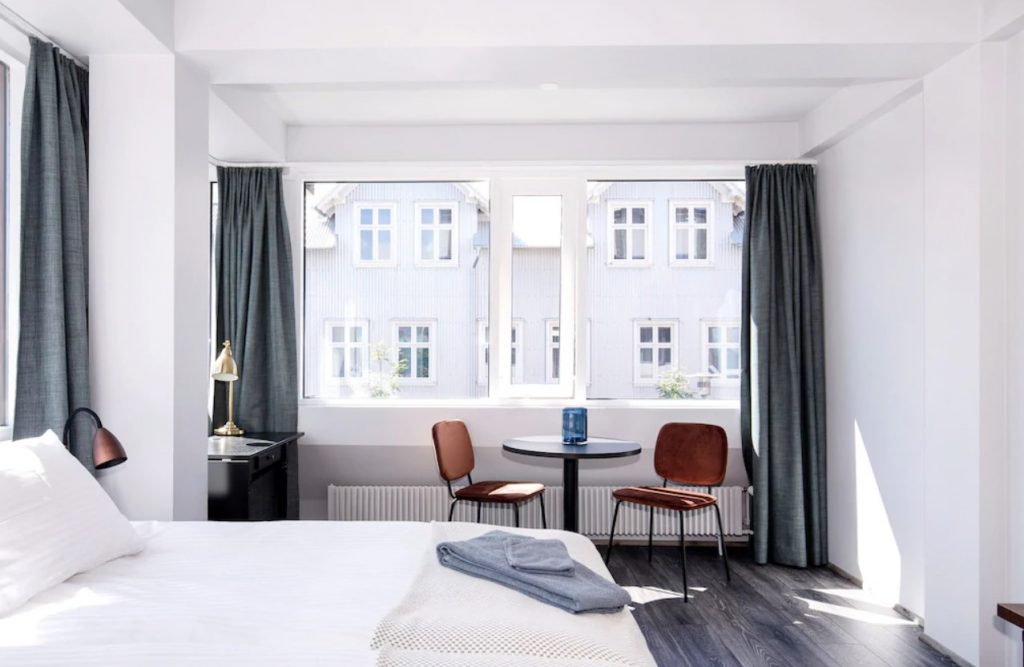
[854,420,901,605]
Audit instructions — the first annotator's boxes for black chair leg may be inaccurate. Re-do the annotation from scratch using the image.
[477,502,482,524]
[513,503,520,527]
[647,506,655,563]
[679,511,689,603]
[447,498,460,522]
[605,500,621,565]
[539,492,548,529]
[713,503,731,583]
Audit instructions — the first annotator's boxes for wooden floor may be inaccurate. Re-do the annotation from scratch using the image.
[604,543,956,667]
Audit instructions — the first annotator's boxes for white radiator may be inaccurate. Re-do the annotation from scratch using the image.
[327,485,750,538]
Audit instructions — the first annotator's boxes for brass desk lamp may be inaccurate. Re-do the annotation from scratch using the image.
[212,340,244,436]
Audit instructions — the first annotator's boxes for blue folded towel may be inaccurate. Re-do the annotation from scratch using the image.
[505,537,575,576]
[436,531,630,614]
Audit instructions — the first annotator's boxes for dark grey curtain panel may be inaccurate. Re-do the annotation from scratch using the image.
[741,164,827,567]
[14,38,91,465]
[214,166,298,432]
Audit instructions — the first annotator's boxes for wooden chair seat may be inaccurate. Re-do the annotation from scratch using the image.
[455,481,544,502]
[612,486,717,512]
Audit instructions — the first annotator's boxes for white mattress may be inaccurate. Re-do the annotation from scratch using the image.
[0,521,434,665]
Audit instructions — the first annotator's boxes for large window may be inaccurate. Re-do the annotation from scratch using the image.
[302,178,741,401]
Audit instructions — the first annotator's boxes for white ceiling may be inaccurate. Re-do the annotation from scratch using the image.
[0,0,998,158]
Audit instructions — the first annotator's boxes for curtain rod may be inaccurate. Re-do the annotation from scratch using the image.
[209,155,289,168]
[0,2,88,69]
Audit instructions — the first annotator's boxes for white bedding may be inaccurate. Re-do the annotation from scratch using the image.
[0,520,652,666]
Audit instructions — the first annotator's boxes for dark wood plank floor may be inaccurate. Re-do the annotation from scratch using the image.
[604,543,956,667]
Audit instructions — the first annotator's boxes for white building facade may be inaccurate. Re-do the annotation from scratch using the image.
[303,180,743,401]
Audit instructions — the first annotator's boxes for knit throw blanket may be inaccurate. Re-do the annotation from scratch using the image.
[371,522,656,667]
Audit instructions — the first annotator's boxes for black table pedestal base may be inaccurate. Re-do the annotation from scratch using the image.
[562,458,579,532]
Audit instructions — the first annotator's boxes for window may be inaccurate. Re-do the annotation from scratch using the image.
[545,320,561,383]
[323,320,369,385]
[301,178,741,402]
[606,200,651,266]
[634,321,677,385]
[588,181,742,400]
[670,200,714,266]
[478,320,523,385]
[545,320,591,385]
[393,321,434,383]
[703,320,741,381]
[354,203,396,267]
[415,202,458,266]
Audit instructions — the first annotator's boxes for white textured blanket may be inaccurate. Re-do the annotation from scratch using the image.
[371,522,657,667]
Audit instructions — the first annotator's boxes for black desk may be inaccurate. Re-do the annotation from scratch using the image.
[208,432,303,521]
[502,436,641,532]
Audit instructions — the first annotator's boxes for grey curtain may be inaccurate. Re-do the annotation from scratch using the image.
[741,164,827,567]
[14,38,91,464]
[213,166,297,432]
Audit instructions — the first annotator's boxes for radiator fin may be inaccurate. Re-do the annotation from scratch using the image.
[327,485,749,537]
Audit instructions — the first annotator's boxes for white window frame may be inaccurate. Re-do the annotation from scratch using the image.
[414,202,459,267]
[633,320,678,386]
[322,319,370,390]
[606,200,653,267]
[702,319,741,384]
[353,202,397,267]
[392,320,436,385]
[478,319,523,385]
[491,178,585,398]
[546,319,591,385]
[669,200,715,267]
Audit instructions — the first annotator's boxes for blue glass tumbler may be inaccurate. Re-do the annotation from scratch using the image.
[562,407,588,445]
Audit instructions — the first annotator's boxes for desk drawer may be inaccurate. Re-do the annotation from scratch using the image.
[252,445,282,473]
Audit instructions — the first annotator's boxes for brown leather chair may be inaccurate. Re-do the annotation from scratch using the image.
[431,420,546,528]
[605,423,731,601]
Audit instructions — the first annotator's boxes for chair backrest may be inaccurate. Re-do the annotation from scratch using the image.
[431,420,475,482]
[653,423,728,487]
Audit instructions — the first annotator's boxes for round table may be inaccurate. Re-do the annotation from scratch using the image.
[502,436,641,532]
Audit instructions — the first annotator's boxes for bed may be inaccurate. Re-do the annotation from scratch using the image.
[0,520,656,666]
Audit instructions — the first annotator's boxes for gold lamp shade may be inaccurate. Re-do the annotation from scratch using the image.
[212,340,243,436]
[211,340,239,381]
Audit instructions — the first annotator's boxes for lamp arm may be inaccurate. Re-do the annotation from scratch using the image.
[63,407,102,448]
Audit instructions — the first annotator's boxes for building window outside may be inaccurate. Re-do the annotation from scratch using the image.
[703,320,741,381]
[415,202,458,266]
[606,200,652,266]
[393,321,435,383]
[324,320,369,383]
[354,203,397,267]
[478,320,523,385]
[669,200,714,266]
[634,320,677,385]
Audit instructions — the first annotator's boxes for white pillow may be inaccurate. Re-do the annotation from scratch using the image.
[0,429,142,615]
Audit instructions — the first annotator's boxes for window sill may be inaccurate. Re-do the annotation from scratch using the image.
[299,397,739,410]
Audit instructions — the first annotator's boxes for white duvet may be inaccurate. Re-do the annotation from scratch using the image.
[0,520,654,666]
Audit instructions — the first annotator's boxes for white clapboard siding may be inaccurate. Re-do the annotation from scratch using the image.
[328,484,750,538]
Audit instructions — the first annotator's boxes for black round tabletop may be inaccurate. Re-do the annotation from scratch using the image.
[502,436,641,459]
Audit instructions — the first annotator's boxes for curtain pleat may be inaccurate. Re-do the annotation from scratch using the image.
[740,164,827,567]
[14,38,91,465]
[213,166,298,433]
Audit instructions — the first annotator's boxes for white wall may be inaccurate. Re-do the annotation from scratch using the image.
[817,41,1020,665]
[89,53,210,521]
[817,92,926,616]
